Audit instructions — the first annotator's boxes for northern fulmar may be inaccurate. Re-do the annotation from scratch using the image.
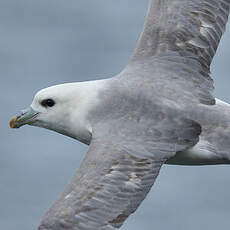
[10,0,230,229]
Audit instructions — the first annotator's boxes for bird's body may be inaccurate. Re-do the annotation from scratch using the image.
[170,99,230,165]
[10,0,230,229]
[32,78,230,167]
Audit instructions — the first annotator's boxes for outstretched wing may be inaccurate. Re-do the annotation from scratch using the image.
[132,0,230,75]
[128,0,230,106]
[38,114,201,230]
[39,141,166,230]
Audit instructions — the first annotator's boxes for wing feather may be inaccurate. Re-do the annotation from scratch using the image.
[131,0,230,75]
[38,142,166,230]
[38,111,201,230]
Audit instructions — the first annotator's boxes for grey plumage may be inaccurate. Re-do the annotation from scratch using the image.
[167,101,230,165]
[39,110,201,229]
[37,0,230,229]
[132,0,229,75]
[131,0,230,105]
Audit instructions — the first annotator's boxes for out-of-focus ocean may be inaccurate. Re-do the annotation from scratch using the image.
[1,1,230,229]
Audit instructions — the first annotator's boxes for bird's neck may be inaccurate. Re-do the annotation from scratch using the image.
[65,79,107,144]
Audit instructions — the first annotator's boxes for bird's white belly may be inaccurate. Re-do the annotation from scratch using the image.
[166,140,230,165]
[166,99,230,166]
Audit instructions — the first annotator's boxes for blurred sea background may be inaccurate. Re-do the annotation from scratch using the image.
[0,1,230,229]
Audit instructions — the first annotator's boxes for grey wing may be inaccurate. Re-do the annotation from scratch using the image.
[124,0,230,106]
[131,0,230,76]
[39,142,166,230]
[38,116,201,230]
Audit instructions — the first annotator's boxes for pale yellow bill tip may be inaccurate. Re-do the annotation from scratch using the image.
[9,116,17,128]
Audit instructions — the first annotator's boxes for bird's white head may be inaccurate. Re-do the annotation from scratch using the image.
[9,81,104,144]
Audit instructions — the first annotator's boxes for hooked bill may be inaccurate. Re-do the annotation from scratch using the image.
[9,116,18,128]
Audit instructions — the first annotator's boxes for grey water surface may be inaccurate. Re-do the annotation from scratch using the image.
[0,1,230,229]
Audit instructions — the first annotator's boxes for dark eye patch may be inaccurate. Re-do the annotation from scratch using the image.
[41,99,55,108]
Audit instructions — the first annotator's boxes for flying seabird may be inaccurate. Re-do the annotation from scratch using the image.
[10,0,230,229]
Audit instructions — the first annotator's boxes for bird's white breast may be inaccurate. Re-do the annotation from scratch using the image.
[166,140,229,165]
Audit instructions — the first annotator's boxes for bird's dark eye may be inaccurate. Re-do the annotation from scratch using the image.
[41,99,55,108]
